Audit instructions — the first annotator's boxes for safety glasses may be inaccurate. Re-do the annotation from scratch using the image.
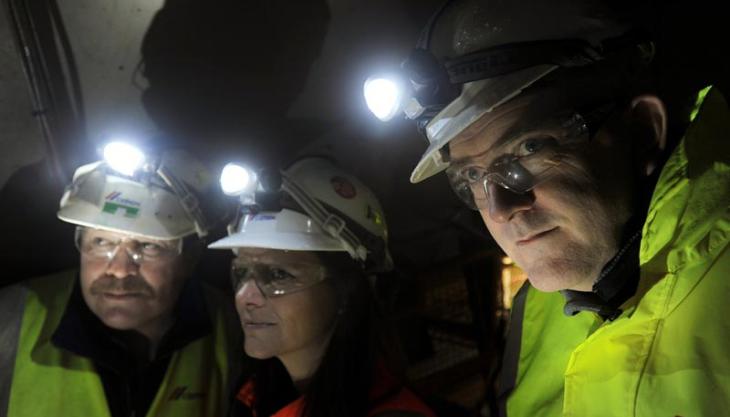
[75,227,183,265]
[446,103,615,210]
[230,259,330,298]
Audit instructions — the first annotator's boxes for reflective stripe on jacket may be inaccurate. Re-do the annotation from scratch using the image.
[0,270,240,417]
[504,86,730,417]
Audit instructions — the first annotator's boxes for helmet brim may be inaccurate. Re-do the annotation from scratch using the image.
[208,209,346,252]
[409,64,558,183]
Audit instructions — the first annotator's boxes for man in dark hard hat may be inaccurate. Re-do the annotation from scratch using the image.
[364,0,730,415]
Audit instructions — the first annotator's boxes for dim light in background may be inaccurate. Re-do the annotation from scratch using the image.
[501,256,527,309]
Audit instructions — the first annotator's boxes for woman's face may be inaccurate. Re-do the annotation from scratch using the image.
[232,248,339,361]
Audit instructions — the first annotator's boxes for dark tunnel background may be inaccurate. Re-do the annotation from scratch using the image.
[0,0,728,414]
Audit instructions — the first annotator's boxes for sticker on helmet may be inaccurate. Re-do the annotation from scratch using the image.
[331,176,356,199]
[366,205,383,225]
[102,191,141,218]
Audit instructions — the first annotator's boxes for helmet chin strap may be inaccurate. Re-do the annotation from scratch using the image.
[280,172,369,263]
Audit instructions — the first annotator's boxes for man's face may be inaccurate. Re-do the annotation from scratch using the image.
[448,91,635,292]
[78,228,189,336]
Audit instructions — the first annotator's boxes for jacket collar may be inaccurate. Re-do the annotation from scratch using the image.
[51,275,212,371]
[561,86,729,320]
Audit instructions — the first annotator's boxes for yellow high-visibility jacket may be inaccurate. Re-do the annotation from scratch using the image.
[0,270,242,417]
[503,87,730,417]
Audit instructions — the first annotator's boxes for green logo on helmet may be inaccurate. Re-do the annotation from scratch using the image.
[102,202,140,218]
[103,191,141,218]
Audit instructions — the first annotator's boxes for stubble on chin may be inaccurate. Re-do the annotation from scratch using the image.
[519,238,604,292]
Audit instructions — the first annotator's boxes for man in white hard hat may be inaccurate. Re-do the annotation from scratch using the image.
[364,0,730,415]
[0,143,242,417]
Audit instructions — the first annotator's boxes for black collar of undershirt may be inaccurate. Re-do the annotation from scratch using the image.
[560,225,642,321]
[51,275,212,372]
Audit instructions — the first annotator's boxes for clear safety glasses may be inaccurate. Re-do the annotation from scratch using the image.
[75,227,183,265]
[230,259,330,298]
[446,103,614,210]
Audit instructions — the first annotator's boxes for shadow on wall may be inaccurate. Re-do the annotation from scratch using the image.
[140,0,331,166]
[0,0,330,286]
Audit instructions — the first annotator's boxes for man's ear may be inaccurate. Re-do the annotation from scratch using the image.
[626,94,668,176]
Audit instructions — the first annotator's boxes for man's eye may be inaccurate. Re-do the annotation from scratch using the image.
[141,242,165,256]
[454,182,475,201]
[463,166,485,183]
[516,137,557,156]
[91,237,114,247]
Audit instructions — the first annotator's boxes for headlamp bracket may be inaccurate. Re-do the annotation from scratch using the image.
[401,30,651,126]
[322,214,346,237]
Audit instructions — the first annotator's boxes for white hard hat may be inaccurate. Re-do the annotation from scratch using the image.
[410,65,558,182]
[407,0,646,183]
[208,209,345,251]
[58,149,218,240]
[209,157,391,270]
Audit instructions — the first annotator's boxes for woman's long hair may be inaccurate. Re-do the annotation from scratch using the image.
[247,252,403,417]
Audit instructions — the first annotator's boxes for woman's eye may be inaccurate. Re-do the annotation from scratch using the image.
[233,266,248,278]
[270,268,296,282]
[231,267,249,286]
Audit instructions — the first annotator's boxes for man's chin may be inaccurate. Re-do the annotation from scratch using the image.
[95,308,146,331]
[527,275,573,292]
[524,261,595,292]
[513,237,608,292]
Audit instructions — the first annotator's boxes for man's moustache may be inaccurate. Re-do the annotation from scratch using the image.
[90,275,154,296]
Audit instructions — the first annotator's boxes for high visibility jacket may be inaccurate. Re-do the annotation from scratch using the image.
[502,86,730,417]
[0,270,241,417]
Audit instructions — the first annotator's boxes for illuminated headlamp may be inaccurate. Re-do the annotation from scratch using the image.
[363,36,632,127]
[219,162,274,209]
[363,75,406,121]
[364,49,460,123]
[97,142,216,237]
[103,141,146,177]
[220,163,257,196]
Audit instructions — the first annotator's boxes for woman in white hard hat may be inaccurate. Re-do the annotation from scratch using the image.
[209,157,436,417]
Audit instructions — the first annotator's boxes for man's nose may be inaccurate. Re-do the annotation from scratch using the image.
[105,246,140,278]
[486,182,536,223]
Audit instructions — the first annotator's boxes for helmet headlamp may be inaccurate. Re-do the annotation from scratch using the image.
[102,141,146,177]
